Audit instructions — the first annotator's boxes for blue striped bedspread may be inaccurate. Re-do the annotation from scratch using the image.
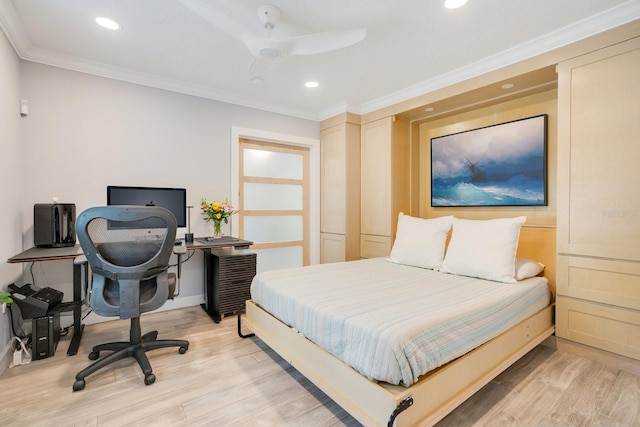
[250,257,551,386]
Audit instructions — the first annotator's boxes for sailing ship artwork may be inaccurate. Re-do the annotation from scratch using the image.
[431,115,547,207]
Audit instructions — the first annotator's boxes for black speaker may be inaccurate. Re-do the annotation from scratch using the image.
[31,313,60,360]
[34,203,76,247]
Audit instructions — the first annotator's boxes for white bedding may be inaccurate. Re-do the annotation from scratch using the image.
[250,257,551,386]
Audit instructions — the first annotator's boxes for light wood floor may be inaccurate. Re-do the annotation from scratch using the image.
[1,306,638,426]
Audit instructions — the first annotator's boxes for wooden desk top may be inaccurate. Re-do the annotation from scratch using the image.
[8,237,252,264]
[183,236,253,250]
[8,244,84,263]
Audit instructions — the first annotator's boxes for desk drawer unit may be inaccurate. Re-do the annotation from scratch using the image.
[208,248,256,322]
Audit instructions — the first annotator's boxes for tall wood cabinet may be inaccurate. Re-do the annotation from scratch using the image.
[360,116,410,258]
[320,120,361,263]
[556,37,640,361]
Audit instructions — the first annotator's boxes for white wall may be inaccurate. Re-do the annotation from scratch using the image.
[15,62,319,325]
[0,29,26,371]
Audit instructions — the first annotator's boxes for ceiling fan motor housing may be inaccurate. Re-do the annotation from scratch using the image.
[258,5,280,30]
[258,46,281,59]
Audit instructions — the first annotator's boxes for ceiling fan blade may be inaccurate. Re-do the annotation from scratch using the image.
[178,0,252,40]
[288,28,367,55]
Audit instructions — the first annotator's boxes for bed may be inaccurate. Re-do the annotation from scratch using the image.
[243,215,556,426]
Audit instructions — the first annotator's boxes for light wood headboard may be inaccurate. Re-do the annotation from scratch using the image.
[439,222,557,296]
[517,225,556,297]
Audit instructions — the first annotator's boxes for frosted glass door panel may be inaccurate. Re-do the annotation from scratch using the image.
[244,149,302,179]
[243,183,302,210]
[245,216,302,242]
[239,139,310,271]
[253,247,303,274]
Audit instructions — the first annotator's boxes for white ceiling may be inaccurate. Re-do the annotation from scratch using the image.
[1,0,639,121]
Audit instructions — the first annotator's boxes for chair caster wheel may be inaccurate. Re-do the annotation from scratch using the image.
[73,379,85,391]
[88,351,99,360]
[144,373,156,386]
[179,346,188,354]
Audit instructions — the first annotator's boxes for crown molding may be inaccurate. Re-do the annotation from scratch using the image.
[318,101,350,122]
[358,0,640,115]
[0,2,320,121]
[21,46,321,121]
[0,0,32,55]
[2,1,639,122]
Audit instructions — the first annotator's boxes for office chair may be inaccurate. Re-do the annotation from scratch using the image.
[72,206,189,392]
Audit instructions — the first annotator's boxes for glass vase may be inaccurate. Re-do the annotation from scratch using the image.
[212,220,223,239]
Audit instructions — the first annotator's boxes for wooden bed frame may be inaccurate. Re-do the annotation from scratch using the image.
[243,226,556,426]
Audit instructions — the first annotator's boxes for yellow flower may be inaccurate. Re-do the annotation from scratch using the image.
[200,198,239,225]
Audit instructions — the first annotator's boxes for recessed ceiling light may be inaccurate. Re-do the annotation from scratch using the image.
[424,107,434,112]
[305,81,319,88]
[501,83,515,90]
[96,17,120,30]
[445,0,467,9]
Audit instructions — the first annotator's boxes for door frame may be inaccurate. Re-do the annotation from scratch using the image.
[231,126,320,265]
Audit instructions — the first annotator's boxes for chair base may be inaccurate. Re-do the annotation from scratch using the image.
[73,328,189,391]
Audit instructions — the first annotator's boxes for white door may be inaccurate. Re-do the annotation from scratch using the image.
[238,138,310,274]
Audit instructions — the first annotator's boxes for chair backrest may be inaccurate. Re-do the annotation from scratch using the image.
[75,206,177,319]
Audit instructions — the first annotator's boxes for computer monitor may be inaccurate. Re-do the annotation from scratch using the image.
[106,186,187,228]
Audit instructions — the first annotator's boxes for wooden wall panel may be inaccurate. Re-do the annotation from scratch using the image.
[558,38,640,261]
[418,90,557,227]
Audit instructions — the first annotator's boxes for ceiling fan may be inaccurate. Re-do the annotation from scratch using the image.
[178,0,367,82]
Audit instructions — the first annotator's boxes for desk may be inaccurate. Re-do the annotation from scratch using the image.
[183,236,252,251]
[8,245,85,356]
[182,237,254,322]
[7,237,254,353]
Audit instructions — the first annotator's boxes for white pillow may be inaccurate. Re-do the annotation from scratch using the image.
[440,216,526,283]
[389,213,453,269]
[515,258,545,280]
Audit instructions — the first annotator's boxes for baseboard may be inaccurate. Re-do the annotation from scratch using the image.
[0,295,205,374]
[161,294,206,312]
[555,337,640,376]
[0,339,13,376]
[81,294,205,325]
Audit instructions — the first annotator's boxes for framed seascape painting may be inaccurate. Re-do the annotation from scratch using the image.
[431,114,547,207]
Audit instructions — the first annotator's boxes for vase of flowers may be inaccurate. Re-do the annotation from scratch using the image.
[200,198,238,239]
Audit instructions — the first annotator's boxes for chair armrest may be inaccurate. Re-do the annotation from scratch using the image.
[74,255,90,305]
[173,244,187,255]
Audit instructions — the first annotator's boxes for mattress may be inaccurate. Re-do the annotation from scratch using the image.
[250,257,551,386]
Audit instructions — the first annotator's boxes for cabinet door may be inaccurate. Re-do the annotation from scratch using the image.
[557,37,640,261]
[320,232,346,263]
[321,125,347,234]
[556,296,640,360]
[361,118,392,236]
[360,234,391,259]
